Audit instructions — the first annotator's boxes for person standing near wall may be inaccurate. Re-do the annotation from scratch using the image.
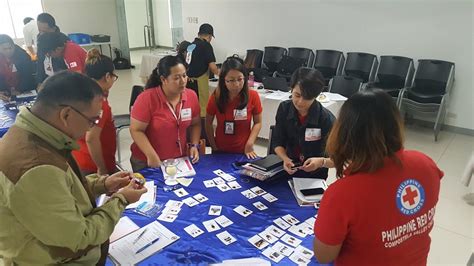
[186,23,219,141]
[22,17,39,59]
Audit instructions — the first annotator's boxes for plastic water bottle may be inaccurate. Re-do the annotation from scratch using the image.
[248,71,255,88]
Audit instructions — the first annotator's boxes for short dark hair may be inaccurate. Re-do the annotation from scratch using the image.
[289,67,325,100]
[215,56,248,113]
[37,32,68,54]
[85,48,114,80]
[326,89,404,178]
[0,34,14,46]
[36,71,103,108]
[23,17,34,25]
[37,13,56,28]
[145,55,185,89]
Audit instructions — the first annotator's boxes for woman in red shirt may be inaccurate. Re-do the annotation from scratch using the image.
[205,56,262,158]
[72,48,118,175]
[130,55,201,171]
[313,90,443,265]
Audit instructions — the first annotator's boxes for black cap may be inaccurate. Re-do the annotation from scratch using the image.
[198,23,214,37]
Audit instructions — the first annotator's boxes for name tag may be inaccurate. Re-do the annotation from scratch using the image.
[44,56,54,77]
[69,61,78,68]
[181,108,192,121]
[11,64,17,73]
[305,128,321,142]
[234,109,247,120]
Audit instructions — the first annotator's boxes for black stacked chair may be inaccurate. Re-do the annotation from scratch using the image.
[275,47,314,81]
[313,49,345,86]
[115,85,144,165]
[399,59,455,141]
[366,55,414,106]
[244,49,264,70]
[343,52,378,83]
[328,75,363,98]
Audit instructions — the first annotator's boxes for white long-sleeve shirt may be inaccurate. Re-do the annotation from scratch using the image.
[22,20,39,53]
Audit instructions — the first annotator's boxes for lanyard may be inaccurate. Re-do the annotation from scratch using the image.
[165,94,184,156]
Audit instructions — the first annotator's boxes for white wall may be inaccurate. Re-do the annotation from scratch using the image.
[124,0,147,48]
[42,0,120,56]
[154,0,173,47]
[182,0,474,131]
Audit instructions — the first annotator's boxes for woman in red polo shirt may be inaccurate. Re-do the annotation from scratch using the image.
[130,55,201,171]
[313,90,443,265]
[72,48,118,175]
[205,56,262,158]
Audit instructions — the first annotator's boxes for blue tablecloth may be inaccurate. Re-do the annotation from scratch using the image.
[107,154,327,265]
[0,96,36,137]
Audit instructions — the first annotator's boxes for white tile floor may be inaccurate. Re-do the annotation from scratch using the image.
[108,50,474,265]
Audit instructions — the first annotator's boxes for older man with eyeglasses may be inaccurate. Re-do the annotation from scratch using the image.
[0,71,147,265]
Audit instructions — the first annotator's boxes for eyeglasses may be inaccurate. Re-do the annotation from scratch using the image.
[59,104,101,127]
[110,73,119,81]
[225,77,244,84]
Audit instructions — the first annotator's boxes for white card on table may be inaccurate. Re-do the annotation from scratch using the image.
[173,188,189,197]
[216,230,236,245]
[282,214,300,225]
[281,234,302,248]
[248,235,269,250]
[193,193,208,203]
[258,230,278,244]
[165,200,184,208]
[262,193,278,202]
[184,224,204,238]
[241,189,258,199]
[203,180,216,188]
[299,222,314,235]
[289,252,310,265]
[213,169,236,181]
[213,169,226,176]
[288,225,308,238]
[273,241,295,257]
[202,219,221,232]
[208,205,222,216]
[273,218,291,230]
[234,205,253,217]
[295,245,314,260]
[217,183,231,192]
[214,215,233,228]
[182,197,199,207]
[157,213,177,223]
[227,181,242,190]
[262,247,284,263]
[304,217,316,230]
[267,225,285,238]
[250,186,266,195]
[212,176,226,185]
[253,201,268,211]
[161,206,181,215]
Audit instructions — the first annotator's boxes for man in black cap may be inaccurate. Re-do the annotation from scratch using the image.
[186,23,219,141]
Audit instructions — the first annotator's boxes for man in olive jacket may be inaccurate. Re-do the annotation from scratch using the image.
[0,71,147,265]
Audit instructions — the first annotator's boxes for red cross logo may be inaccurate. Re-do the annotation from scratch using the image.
[402,187,418,206]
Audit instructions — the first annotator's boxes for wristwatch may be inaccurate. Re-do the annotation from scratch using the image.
[188,143,200,149]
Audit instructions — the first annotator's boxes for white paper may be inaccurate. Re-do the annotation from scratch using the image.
[110,217,140,243]
[264,91,291,101]
[126,181,156,209]
[109,221,179,265]
[323,92,347,101]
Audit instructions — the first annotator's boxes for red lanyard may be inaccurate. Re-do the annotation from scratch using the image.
[165,95,184,156]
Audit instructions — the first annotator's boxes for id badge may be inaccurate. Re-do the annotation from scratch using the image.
[11,64,17,73]
[224,121,235,135]
[305,128,321,141]
[181,108,192,121]
[234,109,247,121]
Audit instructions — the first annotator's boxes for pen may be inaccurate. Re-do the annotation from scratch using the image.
[132,228,148,244]
[135,236,160,254]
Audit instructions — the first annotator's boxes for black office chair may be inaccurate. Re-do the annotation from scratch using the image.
[366,55,414,106]
[313,50,345,86]
[342,52,378,83]
[328,75,363,98]
[267,125,276,155]
[275,47,314,82]
[115,85,144,165]
[399,59,455,141]
[244,49,264,70]
[262,46,287,74]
